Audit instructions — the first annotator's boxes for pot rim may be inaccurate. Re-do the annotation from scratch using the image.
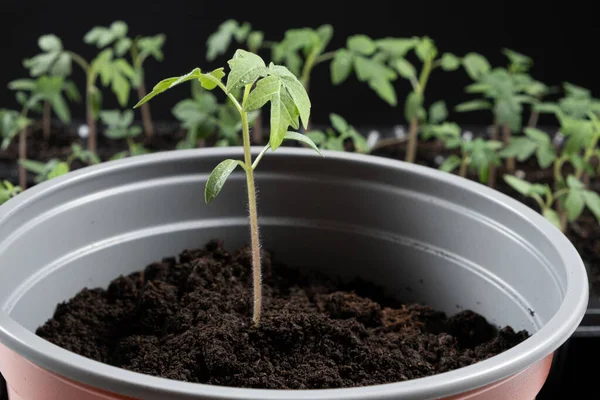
[0,147,588,399]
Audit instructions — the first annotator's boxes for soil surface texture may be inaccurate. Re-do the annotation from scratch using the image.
[37,241,529,389]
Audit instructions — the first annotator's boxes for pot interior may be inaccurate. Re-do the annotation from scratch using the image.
[0,149,567,337]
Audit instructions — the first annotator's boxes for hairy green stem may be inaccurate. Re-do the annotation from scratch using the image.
[405,57,434,163]
[503,123,515,172]
[69,52,96,153]
[314,51,336,65]
[240,86,262,327]
[488,123,499,188]
[459,155,470,177]
[18,126,27,190]
[86,74,97,154]
[132,48,154,138]
[405,117,419,163]
[575,133,600,183]
[527,110,539,128]
[43,101,51,139]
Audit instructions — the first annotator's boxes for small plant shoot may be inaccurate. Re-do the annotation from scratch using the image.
[332,35,460,162]
[504,174,600,233]
[172,81,258,149]
[99,110,150,159]
[427,122,503,183]
[0,180,22,205]
[24,33,136,153]
[20,143,100,183]
[306,113,370,153]
[134,50,322,326]
[206,20,266,144]
[85,21,166,137]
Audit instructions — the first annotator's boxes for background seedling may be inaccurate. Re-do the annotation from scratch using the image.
[24,34,136,153]
[0,180,22,205]
[134,50,322,327]
[502,49,554,129]
[504,174,600,233]
[85,21,166,137]
[377,36,460,163]
[427,122,503,182]
[8,75,78,137]
[172,81,258,149]
[3,87,48,188]
[99,109,150,159]
[206,20,265,144]
[456,55,535,184]
[331,35,460,163]
[20,143,100,183]
[306,113,370,153]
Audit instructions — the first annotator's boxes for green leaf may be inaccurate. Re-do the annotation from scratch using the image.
[48,162,69,179]
[368,76,397,106]
[268,82,299,151]
[269,64,311,129]
[567,175,585,190]
[524,127,551,144]
[455,100,492,112]
[111,72,130,106]
[536,144,556,169]
[485,140,504,151]
[504,174,533,196]
[316,24,334,52]
[565,189,585,221]
[405,92,424,121]
[64,80,81,103]
[235,22,251,42]
[245,75,279,111]
[134,68,201,107]
[205,159,245,204]
[499,137,536,161]
[582,190,600,222]
[280,131,323,156]
[534,102,561,114]
[347,35,376,55]
[48,94,70,123]
[18,159,47,174]
[226,50,267,92]
[247,31,264,52]
[415,37,437,61]
[50,53,72,76]
[331,49,353,85]
[198,68,226,90]
[330,113,349,133]
[305,131,326,145]
[206,20,239,61]
[110,151,129,160]
[375,38,417,58]
[543,208,562,230]
[440,53,461,71]
[110,21,128,37]
[392,58,416,79]
[115,37,132,56]
[39,35,62,52]
[462,52,491,80]
[439,155,461,173]
[429,101,448,124]
[90,88,103,119]
[8,79,36,91]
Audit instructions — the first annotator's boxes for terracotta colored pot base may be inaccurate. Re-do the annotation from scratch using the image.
[0,342,552,400]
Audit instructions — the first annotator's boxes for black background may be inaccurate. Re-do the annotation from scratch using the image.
[1,0,599,128]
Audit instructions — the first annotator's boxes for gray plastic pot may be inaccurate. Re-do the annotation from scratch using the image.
[0,147,588,400]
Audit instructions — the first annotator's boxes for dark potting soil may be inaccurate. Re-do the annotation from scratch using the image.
[0,122,186,166]
[36,240,529,389]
